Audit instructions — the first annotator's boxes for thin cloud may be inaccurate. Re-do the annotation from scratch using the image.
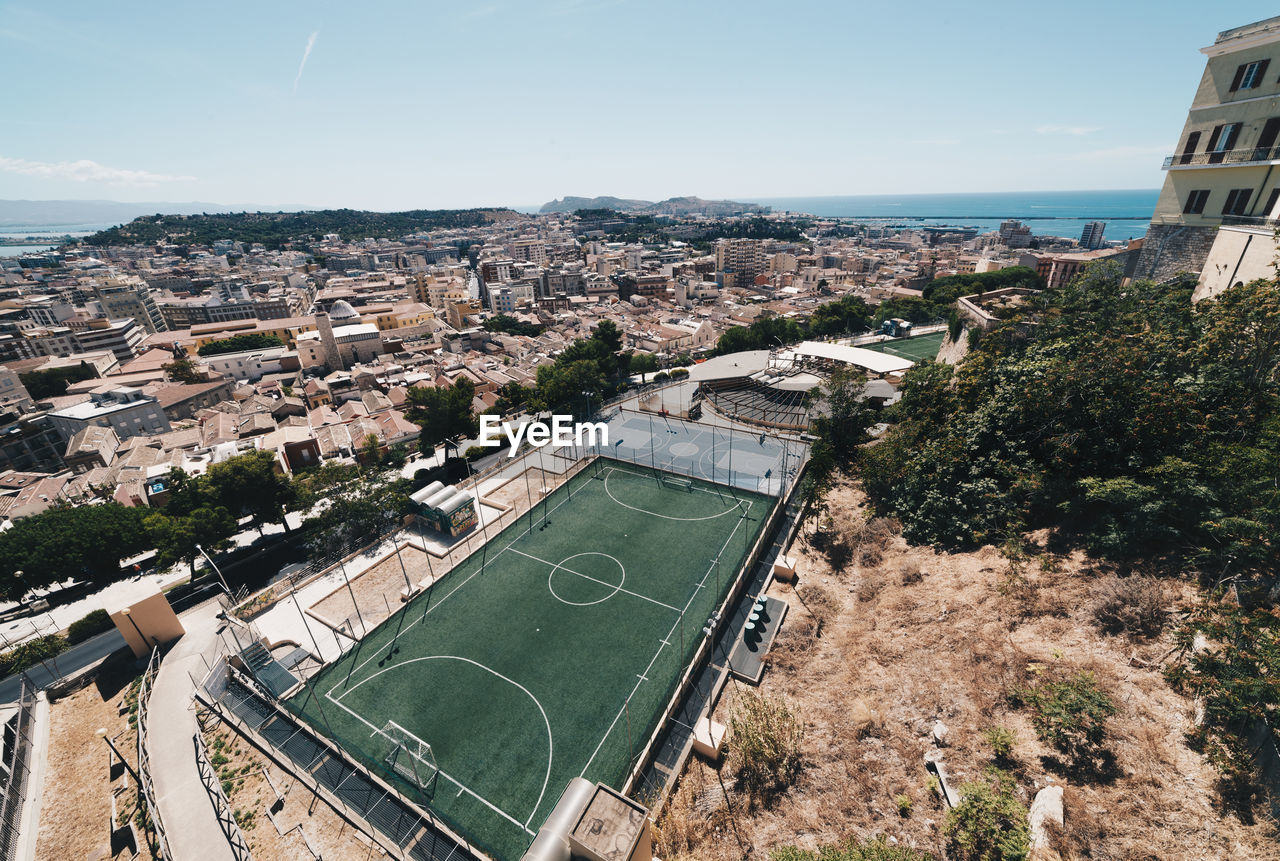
[1067,145,1168,161]
[1036,124,1102,136]
[293,31,319,93]
[0,155,194,185]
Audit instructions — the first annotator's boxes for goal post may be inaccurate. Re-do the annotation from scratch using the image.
[659,474,693,491]
[376,720,439,793]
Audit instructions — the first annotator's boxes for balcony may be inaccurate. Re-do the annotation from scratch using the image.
[1220,214,1280,229]
[1163,145,1280,168]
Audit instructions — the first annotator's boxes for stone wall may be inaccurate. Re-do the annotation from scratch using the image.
[1131,223,1218,283]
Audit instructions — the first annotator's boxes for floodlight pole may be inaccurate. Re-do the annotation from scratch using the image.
[337,558,367,637]
[523,448,535,533]
[647,412,657,476]
[290,587,325,659]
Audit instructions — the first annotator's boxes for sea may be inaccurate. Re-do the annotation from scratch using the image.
[745,189,1160,242]
[0,222,115,257]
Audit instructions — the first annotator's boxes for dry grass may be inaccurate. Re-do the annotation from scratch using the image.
[657,475,1280,861]
[36,654,144,861]
[199,717,375,861]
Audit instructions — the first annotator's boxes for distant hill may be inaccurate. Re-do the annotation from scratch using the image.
[81,208,521,249]
[0,199,241,229]
[540,195,769,216]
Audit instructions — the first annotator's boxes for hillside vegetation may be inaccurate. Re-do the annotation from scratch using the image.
[81,207,517,249]
[662,265,1280,859]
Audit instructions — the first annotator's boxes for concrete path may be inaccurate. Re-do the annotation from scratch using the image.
[146,600,237,861]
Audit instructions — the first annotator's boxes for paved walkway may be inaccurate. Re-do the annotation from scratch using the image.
[147,600,237,861]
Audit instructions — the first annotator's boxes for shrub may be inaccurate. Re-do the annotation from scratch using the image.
[983,726,1017,763]
[729,690,805,808]
[1091,575,1166,638]
[945,769,1030,861]
[464,445,486,460]
[0,634,69,678]
[1011,671,1116,773]
[771,838,932,861]
[895,793,913,816]
[67,608,113,644]
[669,367,690,380]
[653,371,670,383]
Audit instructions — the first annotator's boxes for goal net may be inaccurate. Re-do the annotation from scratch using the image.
[660,474,693,491]
[376,720,439,792]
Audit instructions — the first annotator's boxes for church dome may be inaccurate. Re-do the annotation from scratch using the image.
[329,300,360,323]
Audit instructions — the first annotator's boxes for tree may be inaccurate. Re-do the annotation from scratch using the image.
[205,450,297,533]
[0,504,152,598]
[591,319,624,353]
[404,379,480,453]
[144,506,236,577]
[532,360,607,417]
[807,367,877,493]
[18,361,97,399]
[162,356,203,384]
[359,432,383,466]
[630,352,659,382]
[300,474,412,560]
[197,333,285,357]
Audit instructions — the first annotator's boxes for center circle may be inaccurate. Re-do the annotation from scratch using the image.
[547,552,626,606]
[669,442,699,457]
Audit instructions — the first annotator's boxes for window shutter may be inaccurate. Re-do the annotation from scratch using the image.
[1230,63,1247,92]
[1224,123,1242,151]
[1206,125,1224,151]
[1256,59,1272,87]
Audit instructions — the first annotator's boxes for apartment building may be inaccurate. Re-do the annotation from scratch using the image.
[47,386,172,443]
[1134,16,1280,289]
[715,239,765,289]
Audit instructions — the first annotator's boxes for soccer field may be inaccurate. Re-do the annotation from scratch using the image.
[863,330,945,362]
[287,458,773,860]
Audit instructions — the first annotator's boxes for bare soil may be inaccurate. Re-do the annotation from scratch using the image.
[199,715,377,861]
[310,544,436,633]
[656,475,1280,861]
[35,655,147,861]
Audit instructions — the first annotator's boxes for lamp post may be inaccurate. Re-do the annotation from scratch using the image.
[96,728,142,785]
[120,607,152,653]
[195,544,231,595]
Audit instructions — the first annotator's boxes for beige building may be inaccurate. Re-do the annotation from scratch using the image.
[1135,16,1280,285]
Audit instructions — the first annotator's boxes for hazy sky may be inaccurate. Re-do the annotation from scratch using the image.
[1,1,1276,210]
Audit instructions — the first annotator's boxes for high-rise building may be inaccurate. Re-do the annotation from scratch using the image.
[1134,16,1280,285]
[715,239,765,289]
[1079,221,1106,250]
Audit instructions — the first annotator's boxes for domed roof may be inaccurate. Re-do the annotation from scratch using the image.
[329,300,360,322]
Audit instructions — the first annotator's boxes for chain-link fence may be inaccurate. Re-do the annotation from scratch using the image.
[0,681,34,861]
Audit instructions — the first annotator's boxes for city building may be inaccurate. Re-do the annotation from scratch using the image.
[1134,16,1280,285]
[1079,221,1106,250]
[47,386,172,443]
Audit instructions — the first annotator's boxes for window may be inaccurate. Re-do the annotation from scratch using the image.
[1179,131,1201,164]
[1207,123,1243,163]
[1222,188,1253,216]
[1183,189,1211,214]
[1230,59,1271,92]
[1265,188,1280,219]
[1255,117,1280,160]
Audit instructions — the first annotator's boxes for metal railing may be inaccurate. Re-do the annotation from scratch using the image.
[193,730,254,861]
[1220,214,1280,229]
[136,647,172,861]
[0,681,35,861]
[1163,144,1280,168]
